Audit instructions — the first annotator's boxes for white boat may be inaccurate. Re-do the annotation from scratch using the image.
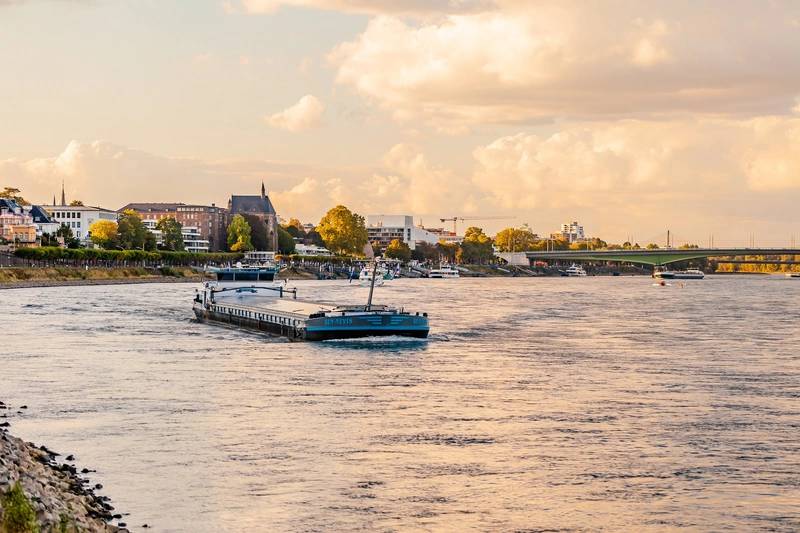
[563,264,587,277]
[786,272,800,278]
[654,269,704,280]
[358,266,387,286]
[429,265,460,278]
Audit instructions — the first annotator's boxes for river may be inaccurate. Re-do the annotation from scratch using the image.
[2,276,799,531]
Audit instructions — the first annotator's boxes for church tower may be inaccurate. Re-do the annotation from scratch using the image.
[60,180,66,206]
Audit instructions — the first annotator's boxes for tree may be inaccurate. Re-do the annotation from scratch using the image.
[117,209,148,249]
[437,241,459,263]
[385,239,411,262]
[646,243,660,249]
[156,217,184,251]
[284,218,306,239]
[0,187,29,205]
[89,219,118,249]
[241,215,269,251]
[56,223,80,248]
[69,200,85,206]
[317,205,368,255]
[494,226,537,252]
[458,226,494,264]
[277,225,296,254]
[227,214,253,252]
[144,231,158,251]
[411,242,439,263]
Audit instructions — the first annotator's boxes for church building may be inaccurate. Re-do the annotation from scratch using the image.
[228,183,279,251]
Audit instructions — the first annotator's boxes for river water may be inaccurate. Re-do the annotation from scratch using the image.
[1,276,799,532]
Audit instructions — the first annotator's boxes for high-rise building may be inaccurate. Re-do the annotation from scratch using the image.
[560,221,585,243]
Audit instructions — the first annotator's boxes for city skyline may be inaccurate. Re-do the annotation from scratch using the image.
[2,1,800,244]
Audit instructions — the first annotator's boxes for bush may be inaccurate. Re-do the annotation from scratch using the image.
[1,482,40,533]
[14,247,242,266]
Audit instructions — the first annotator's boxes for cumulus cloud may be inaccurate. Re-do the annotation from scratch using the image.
[330,2,800,130]
[265,95,324,132]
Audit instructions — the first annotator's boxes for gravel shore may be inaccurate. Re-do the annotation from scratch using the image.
[0,402,129,532]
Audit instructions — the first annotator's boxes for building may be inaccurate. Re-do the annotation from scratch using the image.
[119,203,228,252]
[40,204,118,243]
[559,221,585,243]
[366,215,448,250]
[26,205,59,237]
[142,219,210,253]
[228,183,279,251]
[0,199,38,248]
[422,227,462,244]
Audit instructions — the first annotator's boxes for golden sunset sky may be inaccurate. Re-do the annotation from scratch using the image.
[2,0,800,244]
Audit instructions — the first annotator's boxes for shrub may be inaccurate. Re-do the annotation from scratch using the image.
[1,482,40,533]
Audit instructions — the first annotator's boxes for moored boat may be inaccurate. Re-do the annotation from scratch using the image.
[562,264,587,277]
[429,264,460,278]
[654,269,705,280]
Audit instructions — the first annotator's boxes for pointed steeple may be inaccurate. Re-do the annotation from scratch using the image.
[261,181,266,199]
[53,194,56,206]
[60,180,66,206]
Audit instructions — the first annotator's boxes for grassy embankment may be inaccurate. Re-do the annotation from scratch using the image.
[0,266,206,285]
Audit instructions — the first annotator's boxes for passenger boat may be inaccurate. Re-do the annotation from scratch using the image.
[357,263,395,286]
[429,265,460,278]
[562,264,587,277]
[654,269,705,280]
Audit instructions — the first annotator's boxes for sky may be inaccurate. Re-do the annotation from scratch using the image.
[2,0,800,245]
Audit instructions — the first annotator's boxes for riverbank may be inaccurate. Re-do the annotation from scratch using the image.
[0,403,128,531]
[0,266,211,290]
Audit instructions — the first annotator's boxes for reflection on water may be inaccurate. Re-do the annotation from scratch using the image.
[1,277,799,531]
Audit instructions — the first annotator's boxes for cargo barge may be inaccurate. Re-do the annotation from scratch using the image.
[192,283,429,341]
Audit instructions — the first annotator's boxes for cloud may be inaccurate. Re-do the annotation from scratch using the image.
[226,0,494,16]
[265,95,325,132]
[330,2,800,130]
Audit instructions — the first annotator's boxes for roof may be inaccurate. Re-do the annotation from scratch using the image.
[229,195,276,215]
[0,198,21,212]
[40,204,117,213]
[28,205,54,224]
[119,202,184,212]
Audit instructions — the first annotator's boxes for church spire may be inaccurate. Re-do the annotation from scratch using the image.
[261,181,266,199]
[60,180,66,206]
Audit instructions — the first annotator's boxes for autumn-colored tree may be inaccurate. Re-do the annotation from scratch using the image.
[89,219,118,249]
[317,205,368,255]
[69,200,85,206]
[227,214,253,252]
[494,226,537,252]
[385,239,411,262]
[457,226,494,264]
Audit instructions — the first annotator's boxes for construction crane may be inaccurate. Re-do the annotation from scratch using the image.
[439,216,515,235]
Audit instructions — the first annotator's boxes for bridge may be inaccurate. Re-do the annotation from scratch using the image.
[497,248,800,267]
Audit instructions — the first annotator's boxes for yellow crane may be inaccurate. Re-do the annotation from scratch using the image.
[439,216,515,235]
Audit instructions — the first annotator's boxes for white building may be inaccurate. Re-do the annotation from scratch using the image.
[40,204,118,243]
[366,215,442,250]
[143,219,210,253]
[560,221,585,243]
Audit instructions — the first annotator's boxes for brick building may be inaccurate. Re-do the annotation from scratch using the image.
[119,202,228,252]
[228,183,279,251]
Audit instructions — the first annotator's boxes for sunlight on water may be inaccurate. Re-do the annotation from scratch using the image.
[1,277,799,531]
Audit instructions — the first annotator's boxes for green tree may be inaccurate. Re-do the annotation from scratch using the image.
[317,205,368,255]
[277,225,296,254]
[494,226,537,252]
[117,209,148,250]
[0,187,29,205]
[144,231,158,251]
[457,226,494,264]
[284,218,306,240]
[156,217,185,251]
[411,241,439,263]
[646,243,660,249]
[89,219,118,249]
[242,214,269,251]
[385,239,411,262]
[56,223,80,248]
[227,214,253,252]
[437,241,459,263]
[1,481,40,533]
[69,200,84,206]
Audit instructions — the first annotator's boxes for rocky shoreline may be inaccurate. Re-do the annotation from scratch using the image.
[0,402,129,532]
